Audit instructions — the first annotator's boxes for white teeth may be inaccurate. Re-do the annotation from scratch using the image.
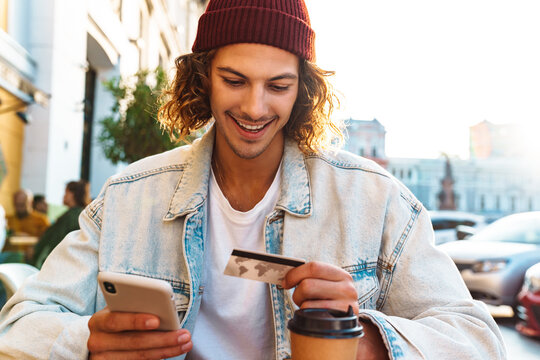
[228,112,271,132]
[237,121,266,131]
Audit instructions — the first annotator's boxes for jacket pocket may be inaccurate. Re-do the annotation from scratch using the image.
[171,283,191,325]
[345,262,380,309]
[171,283,191,312]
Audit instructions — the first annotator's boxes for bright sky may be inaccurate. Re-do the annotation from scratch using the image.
[306,0,540,159]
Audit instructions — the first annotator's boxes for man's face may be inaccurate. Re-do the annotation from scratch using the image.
[209,43,299,160]
[34,201,48,214]
[13,192,30,218]
[63,189,75,208]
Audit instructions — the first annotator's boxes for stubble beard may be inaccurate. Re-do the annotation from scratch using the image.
[214,114,283,160]
[223,132,271,160]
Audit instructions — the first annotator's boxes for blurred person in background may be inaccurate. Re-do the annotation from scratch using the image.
[32,194,49,218]
[6,189,49,237]
[0,204,5,251]
[31,180,90,269]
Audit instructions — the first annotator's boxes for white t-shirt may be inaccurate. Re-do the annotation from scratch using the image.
[187,166,281,360]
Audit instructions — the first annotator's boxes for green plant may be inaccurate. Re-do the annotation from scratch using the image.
[98,67,197,164]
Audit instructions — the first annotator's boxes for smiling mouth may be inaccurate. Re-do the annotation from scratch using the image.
[228,112,275,133]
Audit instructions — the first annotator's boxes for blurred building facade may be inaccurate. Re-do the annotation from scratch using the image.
[469,120,534,159]
[388,156,540,217]
[343,119,540,217]
[343,118,388,167]
[0,0,48,214]
[0,0,206,214]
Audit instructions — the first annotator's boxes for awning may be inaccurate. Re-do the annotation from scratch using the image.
[0,29,49,114]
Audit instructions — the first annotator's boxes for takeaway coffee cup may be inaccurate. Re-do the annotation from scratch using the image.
[287,306,364,360]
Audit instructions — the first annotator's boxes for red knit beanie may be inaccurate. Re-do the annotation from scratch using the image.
[192,0,315,61]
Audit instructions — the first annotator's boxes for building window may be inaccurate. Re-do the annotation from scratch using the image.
[138,9,144,69]
[372,147,377,157]
[160,33,171,60]
[81,67,97,182]
[529,197,534,211]
[511,196,516,212]
[145,0,154,14]
[359,148,364,156]
[480,195,485,211]
[495,195,500,211]
[111,0,123,19]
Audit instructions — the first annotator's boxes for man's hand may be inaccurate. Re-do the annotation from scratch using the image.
[87,307,192,360]
[283,262,389,360]
[282,261,359,314]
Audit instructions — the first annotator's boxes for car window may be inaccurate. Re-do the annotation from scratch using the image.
[432,220,456,230]
[471,215,540,244]
[432,219,476,230]
[432,220,447,230]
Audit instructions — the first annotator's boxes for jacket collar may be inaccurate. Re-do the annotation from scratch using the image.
[164,126,312,220]
[277,137,312,217]
[164,127,214,220]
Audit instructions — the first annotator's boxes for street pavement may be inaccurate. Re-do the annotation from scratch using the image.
[495,317,540,360]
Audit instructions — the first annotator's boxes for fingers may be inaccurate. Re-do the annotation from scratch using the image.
[291,278,357,305]
[88,308,161,333]
[87,329,191,353]
[87,308,193,358]
[283,262,352,289]
[89,342,192,360]
[282,262,359,314]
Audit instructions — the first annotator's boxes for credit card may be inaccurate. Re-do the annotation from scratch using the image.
[223,248,306,285]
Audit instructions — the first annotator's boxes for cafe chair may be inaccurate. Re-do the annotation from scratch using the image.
[0,263,39,300]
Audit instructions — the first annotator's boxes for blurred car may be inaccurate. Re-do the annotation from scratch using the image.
[429,210,487,245]
[516,262,540,338]
[438,211,540,307]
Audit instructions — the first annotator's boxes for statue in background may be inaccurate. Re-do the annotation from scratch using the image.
[438,154,457,210]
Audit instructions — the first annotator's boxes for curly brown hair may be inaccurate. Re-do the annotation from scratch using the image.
[158,50,342,153]
[65,180,90,208]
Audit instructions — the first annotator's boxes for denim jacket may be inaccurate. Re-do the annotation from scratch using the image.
[0,127,505,359]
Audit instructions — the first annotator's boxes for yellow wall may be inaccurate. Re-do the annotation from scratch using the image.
[0,0,7,32]
[0,88,25,216]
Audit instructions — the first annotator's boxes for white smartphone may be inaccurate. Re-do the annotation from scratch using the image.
[97,272,181,331]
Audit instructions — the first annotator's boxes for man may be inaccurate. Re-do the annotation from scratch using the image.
[6,189,49,237]
[32,180,90,268]
[32,194,49,217]
[0,1,505,359]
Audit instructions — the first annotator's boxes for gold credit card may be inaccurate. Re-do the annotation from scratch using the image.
[223,248,306,285]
